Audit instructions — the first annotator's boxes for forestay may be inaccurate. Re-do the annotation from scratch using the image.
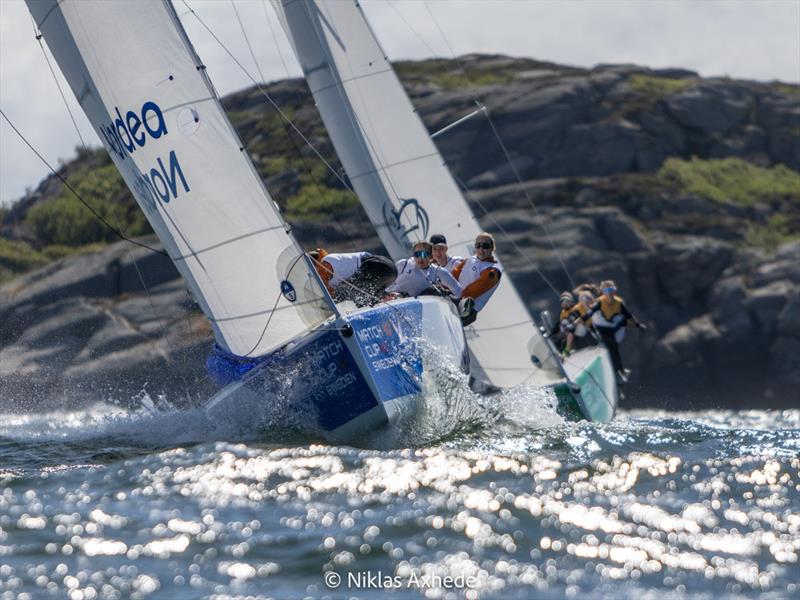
[27,0,331,358]
[273,0,560,387]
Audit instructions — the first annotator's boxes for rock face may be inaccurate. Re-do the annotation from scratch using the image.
[2,55,799,410]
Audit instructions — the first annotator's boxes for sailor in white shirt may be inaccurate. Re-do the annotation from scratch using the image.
[430,234,463,273]
[310,249,397,305]
[385,241,462,298]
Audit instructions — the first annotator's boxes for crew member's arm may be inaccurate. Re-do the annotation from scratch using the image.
[582,301,600,321]
[450,259,466,281]
[461,268,501,301]
[433,266,462,298]
[312,249,334,293]
[620,301,647,329]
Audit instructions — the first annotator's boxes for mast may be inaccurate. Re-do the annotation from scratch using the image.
[273,0,562,387]
[26,0,331,358]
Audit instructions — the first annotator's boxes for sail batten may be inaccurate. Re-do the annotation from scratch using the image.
[275,0,561,387]
[27,0,331,358]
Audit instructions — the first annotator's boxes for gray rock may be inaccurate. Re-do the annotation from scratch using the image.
[547,121,639,176]
[656,237,734,307]
[756,95,800,170]
[777,293,800,338]
[591,208,652,253]
[710,277,754,337]
[654,316,719,369]
[666,82,754,134]
[768,337,800,386]
[640,113,686,154]
[744,280,794,333]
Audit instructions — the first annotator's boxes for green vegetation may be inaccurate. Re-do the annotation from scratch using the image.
[656,157,800,205]
[429,70,515,90]
[771,82,800,98]
[0,238,49,282]
[743,214,800,252]
[27,162,149,246]
[284,184,357,220]
[627,74,692,99]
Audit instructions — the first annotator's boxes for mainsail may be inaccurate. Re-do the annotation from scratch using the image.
[27,0,331,358]
[273,0,561,387]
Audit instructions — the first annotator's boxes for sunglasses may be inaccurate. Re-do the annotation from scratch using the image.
[475,242,493,250]
[603,287,615,293]
[413,250,431,258]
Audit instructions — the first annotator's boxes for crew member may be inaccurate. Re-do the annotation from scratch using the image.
[385,241,462,298]
[310,248,397,306]
[571,279,646,381]
[550,291,576,353]
[564,291,596,354]
[451,232,502,326]
[430,234,463,272]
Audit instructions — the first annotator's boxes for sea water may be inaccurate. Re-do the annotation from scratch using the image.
[0,383,798,599]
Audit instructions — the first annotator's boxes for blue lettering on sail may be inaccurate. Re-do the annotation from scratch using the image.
[145,150,190,204]
[101,100,168,160]
[97,100,191,208]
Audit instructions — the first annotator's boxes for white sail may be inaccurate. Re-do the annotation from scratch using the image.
[274,0,561,387]
[27,0,331,358]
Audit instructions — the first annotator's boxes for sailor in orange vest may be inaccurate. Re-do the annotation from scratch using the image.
[564,291,596,354]
[309,248,397,306]
[570,279,646,381]
[550,290,594,355]
[451,233,503,326]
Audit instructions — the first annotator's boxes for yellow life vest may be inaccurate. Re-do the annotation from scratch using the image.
[559,307,574,321]
[569,303,589,321]
[599,295,624,321]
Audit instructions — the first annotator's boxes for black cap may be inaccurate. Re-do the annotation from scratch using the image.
[430,234,447,246]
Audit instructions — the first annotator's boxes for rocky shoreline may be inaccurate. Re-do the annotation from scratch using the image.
[2,56,798,410]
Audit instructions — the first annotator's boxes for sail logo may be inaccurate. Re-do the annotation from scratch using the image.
[100,101,168,160]
[96,100,192,211]
[281,280,297,302]
[382,198,429,246]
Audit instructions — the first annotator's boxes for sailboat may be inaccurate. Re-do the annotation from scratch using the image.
[271,1,618,421]
[26,0,469,441]
[26,0,615,442]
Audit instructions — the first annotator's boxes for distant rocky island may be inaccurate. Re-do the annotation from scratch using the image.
[1,55,798,410]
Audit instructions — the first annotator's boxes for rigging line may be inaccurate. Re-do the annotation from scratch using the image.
[0,111,166,257]
[28,28,170,339]
[182,0,357,198]
[421,1,577,290]
[384,0,438,56]
[231,0,267,84]
[29,15,87,151]
[262,0,292,76]
[451,173,561,296]
[28,16,169,337]
[312,1,419,241]
[260,0,359,252]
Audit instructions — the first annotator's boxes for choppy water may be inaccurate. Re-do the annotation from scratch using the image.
[1,383,798,599]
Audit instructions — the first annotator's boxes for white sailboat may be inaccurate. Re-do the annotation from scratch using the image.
[26,0,468,441]
[26,0,616,441]
[272,0,618,421]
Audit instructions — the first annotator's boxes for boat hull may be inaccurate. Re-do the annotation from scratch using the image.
[204,296,468,442]
[558,346,618,421]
